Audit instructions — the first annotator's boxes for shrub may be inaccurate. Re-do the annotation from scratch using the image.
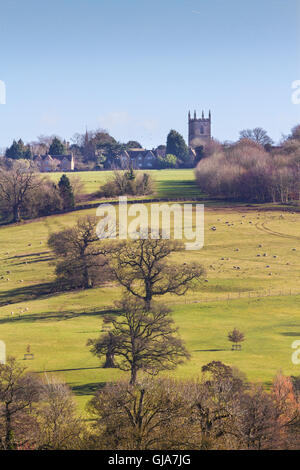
[157,154,177,169]
[99,169,154,197]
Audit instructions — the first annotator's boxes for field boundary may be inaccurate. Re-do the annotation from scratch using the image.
[181,288,300,305]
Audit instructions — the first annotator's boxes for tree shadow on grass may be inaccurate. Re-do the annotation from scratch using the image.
[0,307,116,325]
[10,255,54,266]
[157,180,200,198]
[195,349,227,352]
[280,332,300,337]
[5,251,51,260]
[70,382,106,396]
[0,282,58,307]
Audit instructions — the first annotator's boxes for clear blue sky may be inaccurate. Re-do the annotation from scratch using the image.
[0,0,300,149]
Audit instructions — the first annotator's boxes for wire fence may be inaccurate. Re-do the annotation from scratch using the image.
[182,288,300,305]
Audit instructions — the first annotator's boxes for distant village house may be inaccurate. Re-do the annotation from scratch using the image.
[119,149,157,169]
[33,154,75,172]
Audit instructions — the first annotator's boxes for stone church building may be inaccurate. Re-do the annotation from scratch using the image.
[188,110,211,148]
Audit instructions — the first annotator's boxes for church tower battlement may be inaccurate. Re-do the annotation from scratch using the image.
[188,110,211,148]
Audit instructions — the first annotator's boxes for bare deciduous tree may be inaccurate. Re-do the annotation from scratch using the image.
[239,127,273,146]
[36,375,84,450]
[110,237,205,310]
[88,297,190,384]
[0,357,40,449]
[87,378,200,450]
[0,161,42,222]
[48,215,114,289]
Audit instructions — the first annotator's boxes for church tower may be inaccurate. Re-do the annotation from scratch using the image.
[188,110,211,148]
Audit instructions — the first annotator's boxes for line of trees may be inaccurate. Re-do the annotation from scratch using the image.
[2,357,300,450]
[2,127,196,170]
[0,161,80,223]
[88,364,300,450]
[3,131,145,170]
[195,129,300,203]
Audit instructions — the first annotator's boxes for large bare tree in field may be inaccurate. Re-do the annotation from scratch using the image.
[110,237,205,310]
[48,215,116,289]
[88,297,190,385]
[0,161,41,222]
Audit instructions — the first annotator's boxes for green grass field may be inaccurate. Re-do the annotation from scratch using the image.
[1,170,300,411]
[49,169,201,200]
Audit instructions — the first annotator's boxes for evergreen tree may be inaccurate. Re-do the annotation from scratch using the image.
[5,139,32,160]
[58,174,75,210]
[166,130,189,166]
[49,137,66,156]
